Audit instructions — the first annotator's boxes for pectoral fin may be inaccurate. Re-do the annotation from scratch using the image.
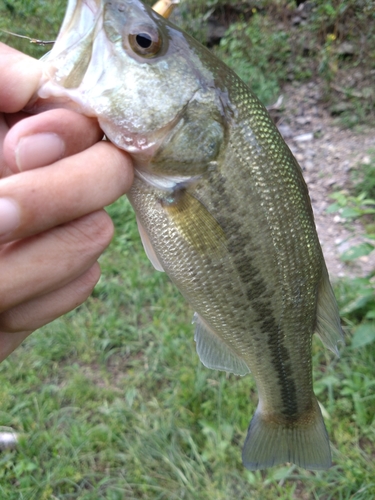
[161,189,227,256]
[315,266,344,355]
[193,313,250,376]
[136,217,164,272]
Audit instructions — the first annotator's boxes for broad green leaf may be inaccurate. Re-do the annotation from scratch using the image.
[352,323,375,348]
[341,292,375,315]
[341,243,375,262]
[326,202,342,213]
[341,207,360,218]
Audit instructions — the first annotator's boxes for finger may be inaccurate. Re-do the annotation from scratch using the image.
[0,264,101,360]
[0,263,101,361]
[0,140,133,243]
[0,43,42,113]
[0,329,32,363]
[4,111,29,130]
[0,116,9,176]
[0,210,113,313]
[4,109,104,173]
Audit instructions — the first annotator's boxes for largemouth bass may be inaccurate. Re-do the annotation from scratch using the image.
[28,0,344,470]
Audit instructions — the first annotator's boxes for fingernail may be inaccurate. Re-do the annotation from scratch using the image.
[16,133,65,171]
[0,198,20,236]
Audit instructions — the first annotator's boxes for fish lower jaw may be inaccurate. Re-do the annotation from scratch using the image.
[100,128,159,155]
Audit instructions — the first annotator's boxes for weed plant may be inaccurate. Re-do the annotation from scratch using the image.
[0,1,65,58]
[1,0,375,121]
[0,197,373,499]
[327,151,375,350]
[178,0,375,118]
[0,1,374,498]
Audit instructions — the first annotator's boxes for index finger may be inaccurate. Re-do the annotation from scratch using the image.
[0,43,42,113]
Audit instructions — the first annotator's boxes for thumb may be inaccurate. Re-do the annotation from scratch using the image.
[0,43,42,113]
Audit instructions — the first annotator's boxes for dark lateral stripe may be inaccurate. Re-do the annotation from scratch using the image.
[209,172,299,419]
[231,245,299,419]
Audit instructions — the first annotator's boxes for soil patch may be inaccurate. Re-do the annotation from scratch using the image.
[275,80,375,279]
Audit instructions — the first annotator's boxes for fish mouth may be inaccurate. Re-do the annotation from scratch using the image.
[51,0,101,61]
[27,0,148,156]
[26,0,103,115]
[32,0,103,98]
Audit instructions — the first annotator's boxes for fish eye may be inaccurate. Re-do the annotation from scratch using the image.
[136,33,152,48]
[128,26,162,58]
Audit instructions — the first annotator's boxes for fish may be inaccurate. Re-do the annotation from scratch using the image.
[27,0,344,470]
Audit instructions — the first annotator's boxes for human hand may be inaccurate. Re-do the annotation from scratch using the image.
[0,43,134,361]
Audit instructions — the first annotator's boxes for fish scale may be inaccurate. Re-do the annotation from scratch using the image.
[28,0,344,471]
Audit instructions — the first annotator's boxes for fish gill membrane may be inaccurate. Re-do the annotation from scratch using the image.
[25,0,345,471]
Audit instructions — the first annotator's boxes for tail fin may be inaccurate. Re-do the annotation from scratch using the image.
[242,399,331,471]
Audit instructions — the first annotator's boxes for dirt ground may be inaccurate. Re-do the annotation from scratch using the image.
[274,80,375,279]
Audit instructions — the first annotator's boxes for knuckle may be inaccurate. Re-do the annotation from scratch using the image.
[64,210,114,257]
[0,307,30,334]
[0,265,101,334]
[74,263,101,295]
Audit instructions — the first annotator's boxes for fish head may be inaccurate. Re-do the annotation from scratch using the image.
[30,0,228,181]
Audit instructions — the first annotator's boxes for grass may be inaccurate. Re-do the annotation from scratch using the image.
[0,198,374,499]
[0,0,374,497]
[0,0,65,59]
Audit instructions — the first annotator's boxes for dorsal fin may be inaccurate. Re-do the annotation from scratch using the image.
[315,265,344,355]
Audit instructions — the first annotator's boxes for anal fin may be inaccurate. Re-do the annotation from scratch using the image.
[193,313,250,376]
